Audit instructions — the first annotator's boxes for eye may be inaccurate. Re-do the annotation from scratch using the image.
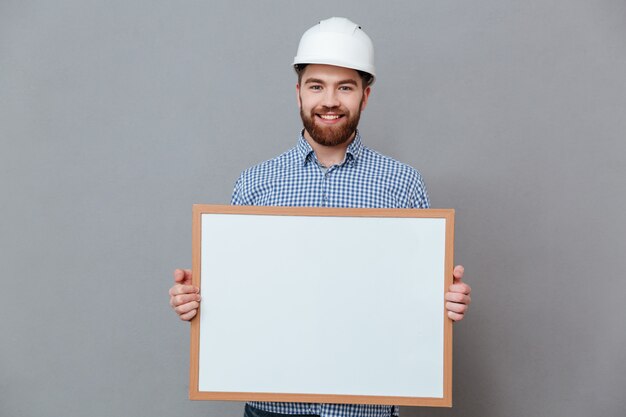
[339,86,354,91]
[309,85,322,91]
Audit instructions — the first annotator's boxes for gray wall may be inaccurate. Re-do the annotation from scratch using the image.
[1,1,625,416]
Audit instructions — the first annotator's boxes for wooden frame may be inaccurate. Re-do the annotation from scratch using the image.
[190,205,454,407]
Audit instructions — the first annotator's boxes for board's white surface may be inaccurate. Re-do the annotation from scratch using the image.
[199,213,446,398]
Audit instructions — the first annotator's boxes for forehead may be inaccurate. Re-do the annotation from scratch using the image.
[300,64,361,84]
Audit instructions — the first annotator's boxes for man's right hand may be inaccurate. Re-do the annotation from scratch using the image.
[169,268,201,321]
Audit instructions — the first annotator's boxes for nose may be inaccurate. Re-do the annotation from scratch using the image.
[321,89,340,108]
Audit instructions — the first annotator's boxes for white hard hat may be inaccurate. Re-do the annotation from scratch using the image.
[293,17,376,83]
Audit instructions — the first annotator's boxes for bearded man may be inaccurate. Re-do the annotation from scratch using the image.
[169,17,472,417]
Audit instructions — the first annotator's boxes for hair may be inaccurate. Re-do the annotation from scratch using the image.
[294,64,374,89]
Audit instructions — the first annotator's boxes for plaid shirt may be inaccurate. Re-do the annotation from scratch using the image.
[231,130,430,417]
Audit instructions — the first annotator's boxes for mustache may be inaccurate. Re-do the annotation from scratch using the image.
[312,106,347,115]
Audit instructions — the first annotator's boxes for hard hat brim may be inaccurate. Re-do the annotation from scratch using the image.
[292,57,376,84]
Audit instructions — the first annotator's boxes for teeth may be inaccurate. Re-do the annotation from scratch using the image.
[319,114,340,120]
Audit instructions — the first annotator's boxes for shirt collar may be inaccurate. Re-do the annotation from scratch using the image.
[296,129,364,167]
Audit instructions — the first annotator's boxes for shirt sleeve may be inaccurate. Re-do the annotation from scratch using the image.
[230,175,247,205]
[408,172,430,209]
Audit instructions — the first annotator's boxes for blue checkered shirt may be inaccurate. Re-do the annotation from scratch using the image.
[231,130,430,417]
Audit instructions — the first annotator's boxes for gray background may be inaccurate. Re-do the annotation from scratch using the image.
[1,1,624,416]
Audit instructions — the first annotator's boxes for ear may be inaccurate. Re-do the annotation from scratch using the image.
[360,86,371,112]
[296,83,302,109]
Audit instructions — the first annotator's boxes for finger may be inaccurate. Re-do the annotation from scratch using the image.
[175,301,200,316]
[169,284,199,297]
[448,282,471,295]
[173,268,193,284]
[453,265,464,281]
[447,311,465,322]
[171,293,202,307]
[174,269,185,283]
[446,301,468,314]
[180,309,198,321]
[445,292,471,305]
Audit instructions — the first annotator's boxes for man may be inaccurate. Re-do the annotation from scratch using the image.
[169,17,472,417]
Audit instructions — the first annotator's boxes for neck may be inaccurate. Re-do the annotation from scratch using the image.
[303,130,356,167]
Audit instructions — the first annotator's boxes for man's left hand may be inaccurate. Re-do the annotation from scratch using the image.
[445,265,472,321]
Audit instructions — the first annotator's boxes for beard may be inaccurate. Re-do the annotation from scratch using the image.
[300,100,363,147]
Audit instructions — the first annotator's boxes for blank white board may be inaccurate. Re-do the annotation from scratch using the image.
[190,205,454,407]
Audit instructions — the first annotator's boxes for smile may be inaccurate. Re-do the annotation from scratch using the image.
[316,113,345,124]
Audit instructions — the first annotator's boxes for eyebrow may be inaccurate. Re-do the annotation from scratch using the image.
[304,78,359,86]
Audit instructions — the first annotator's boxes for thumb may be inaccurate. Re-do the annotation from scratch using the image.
[453,265,464,282]
[174,268,192,284]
